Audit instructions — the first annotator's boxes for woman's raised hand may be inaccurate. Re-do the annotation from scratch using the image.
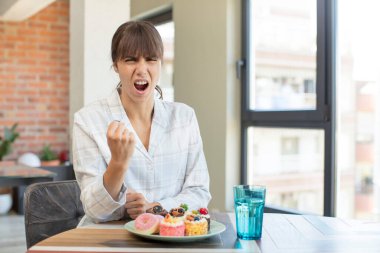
[106,121,136,171]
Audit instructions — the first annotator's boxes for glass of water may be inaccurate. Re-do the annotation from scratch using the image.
[233,185,266,240]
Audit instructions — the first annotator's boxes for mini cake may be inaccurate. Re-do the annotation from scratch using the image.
[184,214,208,236]
[159,214,185,236]
[169,207,186,220]
[134,213,162,235]
[199,208,211,231]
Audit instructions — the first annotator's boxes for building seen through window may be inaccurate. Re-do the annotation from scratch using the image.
[247,0,380,220]
[155,21,174,102]
[247,0,323,214]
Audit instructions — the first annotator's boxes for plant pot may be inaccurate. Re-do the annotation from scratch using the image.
[41,160,61,167]
[0,193,12,214]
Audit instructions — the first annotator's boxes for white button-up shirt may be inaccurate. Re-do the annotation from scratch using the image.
[73,90,211,223]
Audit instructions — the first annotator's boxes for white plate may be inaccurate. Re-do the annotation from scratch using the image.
[124,220,226,242]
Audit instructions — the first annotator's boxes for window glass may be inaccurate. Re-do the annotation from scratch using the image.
[336,0,380,220]
[248,127,324,214]
[155,21,174,101]
[249,0,317,111]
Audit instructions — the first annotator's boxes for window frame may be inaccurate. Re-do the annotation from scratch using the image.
[138,8,173,26]
[240,0,337,216]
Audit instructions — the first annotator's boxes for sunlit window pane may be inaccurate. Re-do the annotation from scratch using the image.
[247,127,324,214]
[336,0,380,221]
[249,0,317,111]
[155,22,174,101]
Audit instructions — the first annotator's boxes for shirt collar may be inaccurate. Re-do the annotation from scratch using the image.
[106,89,168,125]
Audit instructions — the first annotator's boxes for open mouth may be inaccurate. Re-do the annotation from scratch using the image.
[134,80,149,92]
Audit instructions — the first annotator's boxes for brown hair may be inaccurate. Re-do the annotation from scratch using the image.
[112,21,163,99]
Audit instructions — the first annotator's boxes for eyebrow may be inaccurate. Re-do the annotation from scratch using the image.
[122,56,137,60]
[122,55,159,60]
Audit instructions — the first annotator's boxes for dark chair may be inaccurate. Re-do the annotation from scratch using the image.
[16,164,76,215]
[24,180,84,248]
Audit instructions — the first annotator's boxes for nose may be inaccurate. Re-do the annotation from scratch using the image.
[135,57,148,76]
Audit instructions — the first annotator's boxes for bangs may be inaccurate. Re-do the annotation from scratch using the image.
[112,21,163,62]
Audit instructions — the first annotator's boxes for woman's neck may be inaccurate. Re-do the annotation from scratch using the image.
[119,91,154,123]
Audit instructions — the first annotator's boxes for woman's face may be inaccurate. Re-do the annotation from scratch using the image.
[115,55,161,104]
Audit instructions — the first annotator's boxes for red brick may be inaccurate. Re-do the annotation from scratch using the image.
[37,15,59,23]
[28,22,48,29]
[29,82,48,89]
[17,105,36,110]
[38,44,58,51]
[6,97,25,103]
[17,43,37,51]
[1,0,69,158]
[21,136,37,141]
[0,105,15,110]
[21,122,39,128]
[28,97,48,103]
[39,75,57,82]
[0,120,18,126]
[50,24,67,31]
[9,51,26,57]
[28,51,48,58]
[4,35,21,42]
[17,28,38,37]
[1,43,15,49]
[17,59,37,65]
[18,74,37,81]
[27,67,47,72]
[0,74,17,80]
[50,127,66,133]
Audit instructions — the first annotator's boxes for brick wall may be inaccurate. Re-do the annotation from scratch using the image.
[0,0,69,161]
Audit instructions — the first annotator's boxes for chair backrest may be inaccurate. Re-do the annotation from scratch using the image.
[24,180,84,248]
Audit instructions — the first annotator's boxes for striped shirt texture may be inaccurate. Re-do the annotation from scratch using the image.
[73,89,211,223]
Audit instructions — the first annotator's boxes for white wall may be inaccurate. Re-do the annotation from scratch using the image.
[131,0,241,211]
[70,0,130,109]
[69,0,130,141]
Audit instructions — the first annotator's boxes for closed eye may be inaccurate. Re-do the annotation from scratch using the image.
[146,57,158,62]
[123,57,136,62]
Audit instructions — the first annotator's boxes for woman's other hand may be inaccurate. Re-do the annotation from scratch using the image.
[107,120,135,171]
[125,192,150,219]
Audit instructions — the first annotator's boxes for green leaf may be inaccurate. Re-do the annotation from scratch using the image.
[0,123,20,160]
[180,203,189,211]
[4,127,11,140]
[40,144,58,161]
[10,123,18,132]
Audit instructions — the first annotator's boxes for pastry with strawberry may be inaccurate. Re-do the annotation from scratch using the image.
[198,207,211,231]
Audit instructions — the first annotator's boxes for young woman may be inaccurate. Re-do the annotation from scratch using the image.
[73,21,211,224]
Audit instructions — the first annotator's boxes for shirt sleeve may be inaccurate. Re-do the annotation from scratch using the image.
[158,109,212,211]
[72,113,127,223]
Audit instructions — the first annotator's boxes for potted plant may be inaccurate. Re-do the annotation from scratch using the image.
[0,123,19,214]
[0,123,19,165]
[40,144,60,166]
